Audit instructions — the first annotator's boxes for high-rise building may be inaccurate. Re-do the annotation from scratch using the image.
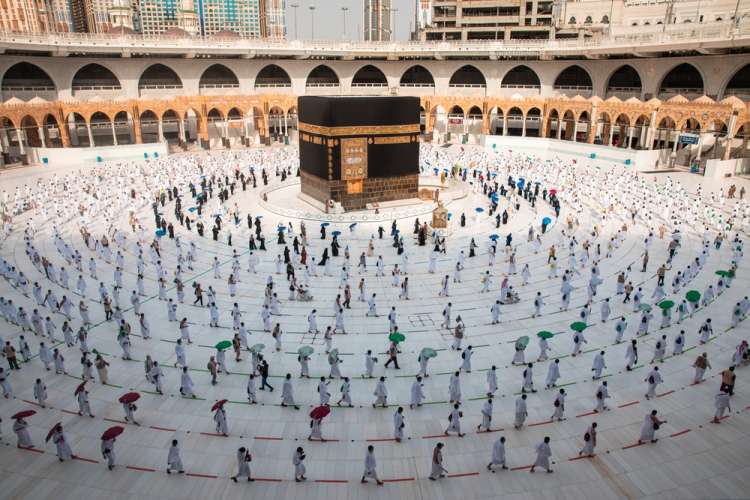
[364,0,392,41]
[260,0,285,38]
[194,0,263,38]
[0,0,58,32]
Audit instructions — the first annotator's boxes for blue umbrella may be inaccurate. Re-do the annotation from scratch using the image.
[443,168,449,173]
[489,234,499,240]
[392,230,400,235]
[255,216,263,219]
[193,194,201,198]
[278,226,287,232]
[155,230,166,237]
[188,207,197,212]
[542,217,552,225]
[491,193,499,199]
[509,180,516,186]
[332,231,341,236]
[534,182,541,185]
[178,183,185,186]
[519,178,525,183]
[349,223,357,228]
[235,220,241,225]
[491,173,497,177]
[199,175,206,179]
[321,222,329,227]
[475,208,484,213]
[212,213,221,218]
[157,212,164,216]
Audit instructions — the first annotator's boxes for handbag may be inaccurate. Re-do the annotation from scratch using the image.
[648,375,655,384]
[584,432,591,442]
[653,422,660,430]
[554,399,560,407]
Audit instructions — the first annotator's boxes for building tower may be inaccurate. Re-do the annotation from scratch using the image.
[364,0,392,41]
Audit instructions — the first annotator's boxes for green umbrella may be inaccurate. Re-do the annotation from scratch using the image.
[658,300,675,309]
[685,290,701,303]
[715,270,730,277]
[249,344,265,354]
[515,336,530,349]
[298,346,314,357]
[215,341,232,350]
[537,331,554,339]
[570,322,588,332]
[389,333,406,343]
[419,348,438,362]
[638,304,653,312]
[328,348,339,365]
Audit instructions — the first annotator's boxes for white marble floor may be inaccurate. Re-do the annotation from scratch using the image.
[0,146,749,500]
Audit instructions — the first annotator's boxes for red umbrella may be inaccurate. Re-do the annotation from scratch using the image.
[309,406,331,419]
[211,399,228,412]
[101,426,124,441]
[118,392,140,404]
[11,410,36,420]
[550,189,557,195]
[46,422,62,443]
[74,380,87,396]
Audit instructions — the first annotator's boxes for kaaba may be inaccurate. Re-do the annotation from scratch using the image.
[298,96,421,212]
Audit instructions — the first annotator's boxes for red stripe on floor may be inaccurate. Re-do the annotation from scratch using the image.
[22,399,41,406]
[254,437,283,441]
[186,473,217,478]
[254,478,282,482]
[73,456,100,463]
[150,426,177,432]
[618,402,639,408]
[569,454,595,461]
[448,472,479,478]
[510,465,532,471]
[657,390,675,398]
[669,429,692,437]
[383,478,415,482]
[104,418,128,424]
[423,434,449,439]
[60,409,78,415]
[690,380,706,386]
[622,443,646,450]
[18,446,44,453]
[575,411,597,418]
[200,432,225,436]
[366,438,397,442]
[126,466,156,472]
[315,479,348,483]
[710,416,729,423]
[529,421,554,427]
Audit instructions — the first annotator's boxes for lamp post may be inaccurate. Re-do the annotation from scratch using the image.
[341,6,348,40]
[309,5,316,40]
[291,4,299,38]
[392,7,398,40]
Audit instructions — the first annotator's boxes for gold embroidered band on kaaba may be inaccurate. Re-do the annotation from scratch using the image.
[299,123,421,136]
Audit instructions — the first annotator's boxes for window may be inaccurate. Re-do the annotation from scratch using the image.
[569,16,576,24]
[601,15,609,23]
[585,16,592,24]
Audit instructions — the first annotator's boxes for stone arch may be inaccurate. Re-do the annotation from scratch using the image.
[352,65,388,86]
[722,63,750,100]
[525,107,542,137]
[2,62,57,98]
[255,64,291,88]
[448,105,465,115]
[506,106,524,136]
[207,108,224,122]
[658,63,704,98]
[72,63,122,94]
[400,65,435,86]
[306,65,340,87]
[605,64,642,98]
[501,66,540,89]
[138,64,183,96]
[553,65,593,94]
[199,64,239,90]
[449,65,486,87]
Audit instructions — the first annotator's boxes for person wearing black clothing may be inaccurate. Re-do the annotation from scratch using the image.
[197,222,204,237]
[495,214,501,228]
[168,223,175,239]
[293,238,300,254]
[331,238,340,257]
[460,214,466,227]
[247,214,253,229]
[286,262,295,281]
[377,226,384,239]
[319,248,329,265]
[249,235,256,250]
[321,225,326,239]
[186,218,191,231]
[283,247,291,264]
[212,226,219,241]
[502,211,508,225]
[258,235,266,250]
[278,228,286,245]
[193,284,204,306]
[255,218,262,237]
[391,221,397,235]
[215,216,222,231]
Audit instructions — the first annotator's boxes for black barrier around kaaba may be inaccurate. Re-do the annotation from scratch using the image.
[298,96,421,211]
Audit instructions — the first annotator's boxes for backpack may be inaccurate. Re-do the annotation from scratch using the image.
[653,422,660,430]
[656,341,662,349]
[574,336,579,344]
[461,352,465,359]
[584,432,591,442]
[554,399,560,407]
[648,375,655,384]
[581,311,586,318]
[676,336,682,345]
[597,391,603,399]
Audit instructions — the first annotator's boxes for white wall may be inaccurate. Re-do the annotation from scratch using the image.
[704,158,750,178]
[9,142,170,166]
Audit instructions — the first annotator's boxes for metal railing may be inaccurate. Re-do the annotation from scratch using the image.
[0,22,747,58]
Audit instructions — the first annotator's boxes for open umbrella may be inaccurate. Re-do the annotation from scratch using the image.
[715,270,730,277]
[211,399,228,411]
[46,422,62,443]
[537,331,554,339]
[320,222,329,227]
[156,212,164,217]
[685,290,701,303]
[249,344,265,354]
[74,380,87,396]
[489,234,499,240]
[215,340,232,350]
[534,182,541,185]
[550,189,557,195]
[659,300,675,309]
[392,230,400,235]
[349,223,357,228]
[570,322,588,332]
[188,207,197,212]
[255,216,263,219]
[155,230,166,237]
[11,410,36,420]
[101,426,124,441]
[419,348,438,361]
[561,284,574,293]
[310,406,331,419]
[331,231,341,236]
[638,304,653,312]
[328,348,339,365]
[298,346,314,357]
[515,336,530,349]
[118,392,140,404]
[277,226,287,232]
[475,207,484,213]
[542,217,552,225]
[672,233,682,241]
[589,278,603,286]
[212,213,221,218]
[193,194,201,198]
[389,333,405,343]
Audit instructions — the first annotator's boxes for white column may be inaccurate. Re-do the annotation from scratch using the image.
[158,120,164,142]
[627,126,634,149]
[38,126,46,148]
[572,120,578,142]
[503,116,508,136]
[608,124,614,146]
[284,114,288,136]
[181,120,188,142]
[556,119,562,139]
[0,129,7,153]
[522,117,526,137]
[15,128,26,154]
[86,123,95,147]
[695,132,705,161]
[724,114,738,160]
[111,122,118,146]
[672,131,680,153]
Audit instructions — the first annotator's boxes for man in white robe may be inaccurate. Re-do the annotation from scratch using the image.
[460,346,473,372]
[361,446,384,484]
[231,447,254,482]
[594,381,609,411]
[308,417,325,441]
[491,301,502,324]
[486,366,498,396]
[551,389,565,420]
[478,399,493,432]
[393,407,405,442]
[293,447,307,482]
[77,388,94,417]
[410,377,425,408]
[429,443,445,480]
[692,352,711,383]
[214,407,229,436]
[614,317,627,343]
[712,390,731,423]
[650,335,667,363]
[546,360,560,388]
[521,363,536,393]
[317,377,331,406]
[445,404,464,436]
[281,374,300,409]
[373,376,388,408]
[362,350,375,378]
[514,394,528,428]
[13,418,35,448]
[174,340,187,368]
[530,437,553,473]
[487,437,508,470]
[101,438,116,470]
[181,367,197,398]
[448,372,462,402]
[644,367,663,399]
[53,425,75,461]
[591,351,606,379]
[167,440,184,474]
